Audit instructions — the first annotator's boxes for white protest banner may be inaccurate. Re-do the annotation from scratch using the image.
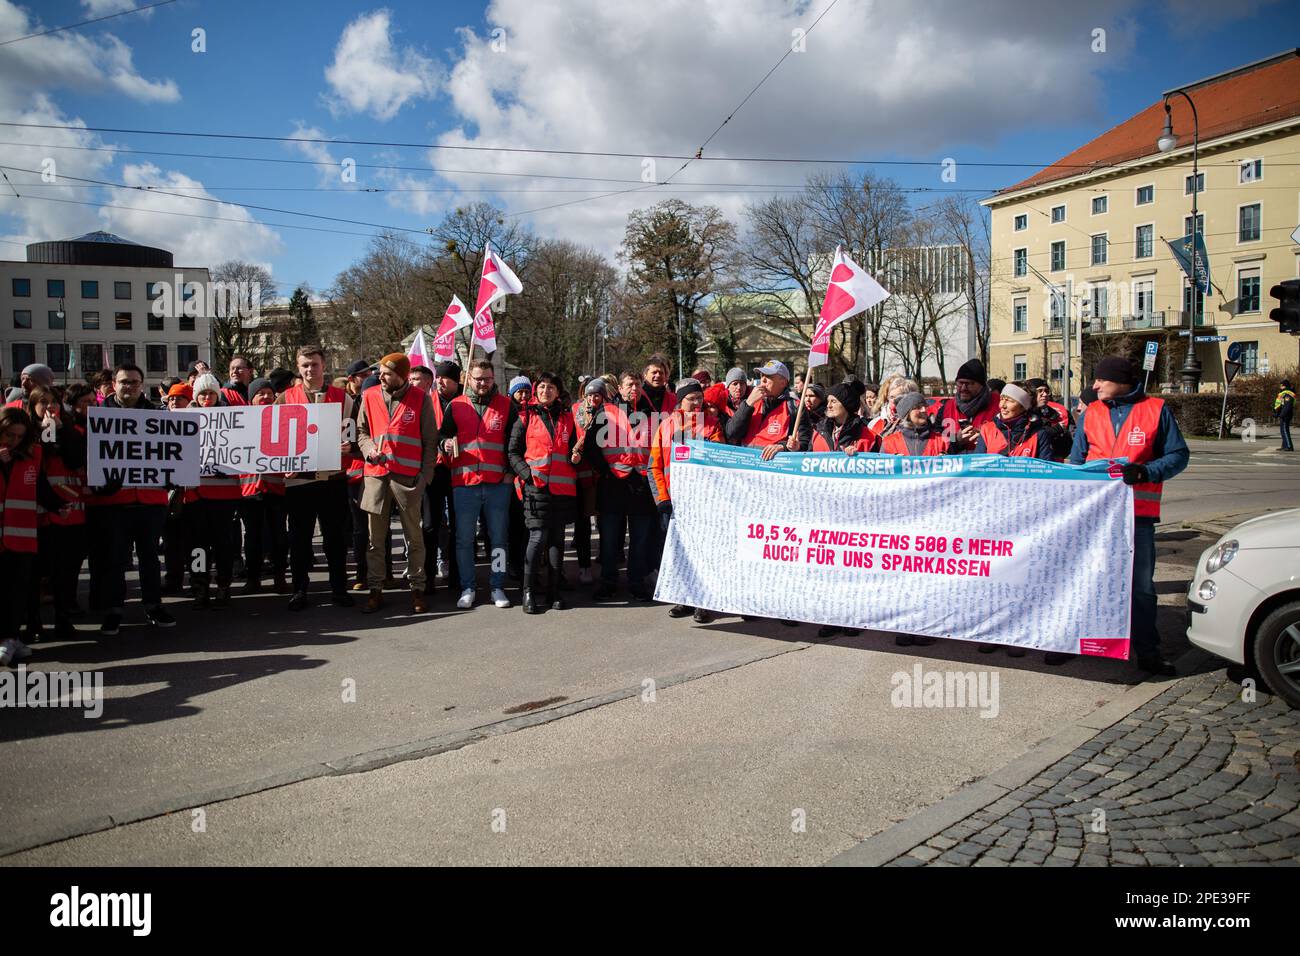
[87,406,200,488]
[655,442,1135,658]
[183,403,342,477]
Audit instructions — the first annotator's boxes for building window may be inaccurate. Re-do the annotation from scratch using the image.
[1237,271,1260,313]
[148,311,164,332]
[1013,214,1027,231]
[1092,285,1108,319]
[146,344,168,374]
[81,280,98,299]
[12,343,36,372]
[115,311,132,331]
[1013,298,1027,333]
[1184,213,1203,237]
[1239,203,1261,242]
[1135,224,1153,259]
[1050,240,1065,272]
[146,281,162,300]
[113,344,135,367]
[1013,355,1027,380]
[1090,234,1107,266]
[1134,281,1154,319]
[81,344,103,373]
[114,281,132,300]
[1135,184,1153,205]
[48,309,65,330]
[179,314,196,332]
[1239,159,1262,183]
[1183,280,1206,325]
[1051,204,1066,223]
[12,277,31,297]
[46,343,69,373]
[1185,172,1204,195]
[13,309,31,329]
[1091,195,1108,215]
[82,310,99,330]
[1237,340,1259,375]
[1049,352,1064,382]
[1013,248,1027,278]
[47,279,65,298]
[177,344,199,371]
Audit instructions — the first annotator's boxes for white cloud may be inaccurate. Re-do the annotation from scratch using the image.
[80,0,150,15]
[323,9,439,121]
[0,1,179,103]
[422,0,1153,256]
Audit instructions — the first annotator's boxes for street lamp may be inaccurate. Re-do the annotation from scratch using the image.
[57,298,66,385]
[1157,89,1202,393]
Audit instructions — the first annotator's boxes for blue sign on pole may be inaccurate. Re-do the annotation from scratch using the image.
[1227,342,1243,362]
[1194,335,1227,343]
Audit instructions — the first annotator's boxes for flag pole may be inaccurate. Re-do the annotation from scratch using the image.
[788,375,812,450]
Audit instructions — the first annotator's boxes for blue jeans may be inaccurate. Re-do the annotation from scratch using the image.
[453,483,511,591]
[1132,518,1158,658]
[1281,414,1293,451]
[599,512,653,588]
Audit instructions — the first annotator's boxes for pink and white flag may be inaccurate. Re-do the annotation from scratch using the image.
[432,295,473,362]
[472,242,523,354]
[407,328,431,371]
[808,246,890,369]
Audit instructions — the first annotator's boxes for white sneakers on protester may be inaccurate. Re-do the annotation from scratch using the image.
[457,589,475,610]
[491,588,512,609]
[0,638,32,665]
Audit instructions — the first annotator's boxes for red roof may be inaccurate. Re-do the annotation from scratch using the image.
[999,50,1300,196]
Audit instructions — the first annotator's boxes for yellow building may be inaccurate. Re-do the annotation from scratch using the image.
[982,50,1300,393]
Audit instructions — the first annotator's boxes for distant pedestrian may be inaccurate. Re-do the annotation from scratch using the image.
[1274,379,1294,452]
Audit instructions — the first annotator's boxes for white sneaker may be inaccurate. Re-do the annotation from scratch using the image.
[457,589,475,610]
[578,567,593,584]
[11,639,31,662]
[0,638,16,666]
[491,588,512,609]
[437,558,448,580]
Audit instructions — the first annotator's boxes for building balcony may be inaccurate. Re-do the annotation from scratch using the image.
[1078,311,1215,334]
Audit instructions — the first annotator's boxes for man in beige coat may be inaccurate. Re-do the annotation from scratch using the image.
[357,353,439,613]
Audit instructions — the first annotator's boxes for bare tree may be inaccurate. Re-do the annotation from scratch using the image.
[210,260,276,370]
[326,232,427,359]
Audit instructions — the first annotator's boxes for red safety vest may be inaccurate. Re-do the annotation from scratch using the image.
[599,403,651,479]
[519,405,578,497]
[651,410,720,502]
[449,393,511,486]
[1084,397,1165,518]
[1046,401,1070,427]
[742,396,795,448]
[363,385,425,479]
[639,387,677,417]
[979,419,1041,457]
[570,400,597,488]
[812,422,878,453]
[239,472,285,497]
[931,392,1001,435]
[42,439,86,527]
[880,430,949,456]
[0,446,40,553]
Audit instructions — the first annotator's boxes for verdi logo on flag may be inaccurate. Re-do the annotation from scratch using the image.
[406,328,431,371]
[433,295,472,362]
[809,247,890,368]
[471,242,523,354]
[1165,232,1211,296]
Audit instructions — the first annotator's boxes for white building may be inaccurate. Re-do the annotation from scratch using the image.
[1,231,211,384]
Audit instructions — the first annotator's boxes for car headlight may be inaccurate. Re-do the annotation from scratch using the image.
[1197,579,1217,601]
[1206,540,1238,574]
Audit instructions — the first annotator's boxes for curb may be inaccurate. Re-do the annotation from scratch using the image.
[826,648,1212,867]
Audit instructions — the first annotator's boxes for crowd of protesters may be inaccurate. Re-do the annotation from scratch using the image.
[0,347,1185,675]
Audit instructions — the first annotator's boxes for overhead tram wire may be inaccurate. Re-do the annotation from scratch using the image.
[0,0,177,46]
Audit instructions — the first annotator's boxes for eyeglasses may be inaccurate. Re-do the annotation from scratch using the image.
[116,378,143,387]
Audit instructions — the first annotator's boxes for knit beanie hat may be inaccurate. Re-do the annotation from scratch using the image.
[895,391,928,418]
[1094,355,1136,385]
[955,358,987,385]
[378,353,410,379]
[508,375,532,396]
[675,378,703,402]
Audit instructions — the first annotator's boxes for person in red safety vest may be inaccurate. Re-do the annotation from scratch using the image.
[970,383,1054,459]
[507,372,582,614]
[723,359,811,458]
[237,377,289,596]
[186,374,242,607]
[221,354,254,406]
[570,377,606,585]
[1067,354,1189,675]
[930,358,1001,448]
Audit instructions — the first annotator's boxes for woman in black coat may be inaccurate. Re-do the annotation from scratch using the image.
[507,372,583,613]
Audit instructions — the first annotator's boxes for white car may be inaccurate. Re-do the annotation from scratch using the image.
[1187,508,1300,708]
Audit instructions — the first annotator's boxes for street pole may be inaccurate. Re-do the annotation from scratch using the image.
[1158,89,1202,393]
[1062,276,1073,412]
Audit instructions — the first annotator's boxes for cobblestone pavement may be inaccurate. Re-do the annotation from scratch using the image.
[886,671,1300,866]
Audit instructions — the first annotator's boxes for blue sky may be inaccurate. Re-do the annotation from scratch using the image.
[1,0,1295,300]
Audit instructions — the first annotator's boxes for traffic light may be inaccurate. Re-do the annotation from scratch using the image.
[1269,278,1300,334]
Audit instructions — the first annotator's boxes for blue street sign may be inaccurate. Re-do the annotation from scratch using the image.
[1227,342,1243,361]
[1194,335,1227,342]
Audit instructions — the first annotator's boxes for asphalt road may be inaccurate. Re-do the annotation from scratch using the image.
[2,445,1296,865]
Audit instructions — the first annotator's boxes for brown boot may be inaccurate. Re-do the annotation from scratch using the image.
[363,589,383,613]
[412,590,427,614]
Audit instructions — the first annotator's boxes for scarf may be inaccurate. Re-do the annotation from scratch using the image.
[955,386,992,419]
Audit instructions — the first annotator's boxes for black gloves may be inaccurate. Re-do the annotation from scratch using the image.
[1121,463,1149,485]
[657,500,673,520]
